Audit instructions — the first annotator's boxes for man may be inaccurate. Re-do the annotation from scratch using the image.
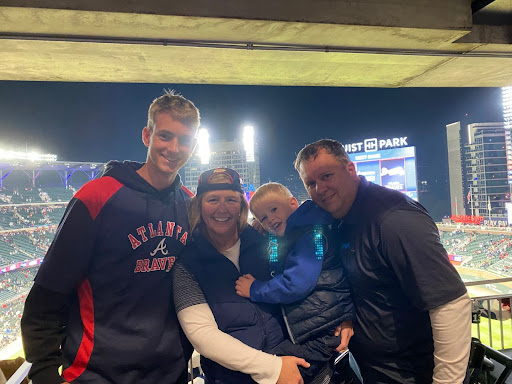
[295,139,471,384]
[21,91,200,384]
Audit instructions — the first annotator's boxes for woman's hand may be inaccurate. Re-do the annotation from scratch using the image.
[334,320,354,352]
[235,274,255,298]
[277,356,309,384]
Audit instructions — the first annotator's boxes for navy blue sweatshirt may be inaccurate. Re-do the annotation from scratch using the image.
[21,161,193,384]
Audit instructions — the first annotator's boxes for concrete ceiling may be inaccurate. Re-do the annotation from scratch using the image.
[0,0,511,87]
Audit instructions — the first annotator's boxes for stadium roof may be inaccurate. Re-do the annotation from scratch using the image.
[0,0,511,87]
[0,161,105,173]
[0,161,105,188]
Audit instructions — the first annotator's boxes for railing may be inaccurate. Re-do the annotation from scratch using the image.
[5,361,30,384]
[466,278,512,350]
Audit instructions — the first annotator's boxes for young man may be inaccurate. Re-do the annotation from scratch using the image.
[236,182,355,384]
[21,91,200,384]
[294,139,471,384]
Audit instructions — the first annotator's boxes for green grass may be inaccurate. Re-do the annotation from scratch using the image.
[473,317,512,350]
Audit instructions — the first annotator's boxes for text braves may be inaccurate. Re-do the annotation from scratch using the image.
[130,221,188,273]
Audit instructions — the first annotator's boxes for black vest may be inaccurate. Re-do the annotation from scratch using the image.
[180,227,286,384]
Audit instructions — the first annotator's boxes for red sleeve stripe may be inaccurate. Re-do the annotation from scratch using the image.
[181,185,194,197]
[62,279,95,382]
[74,177,124,220]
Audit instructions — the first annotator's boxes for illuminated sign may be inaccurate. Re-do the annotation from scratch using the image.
[0,257,43,274]
[482,217,509,227]
[344,137,408,153]
[349,146,418,200]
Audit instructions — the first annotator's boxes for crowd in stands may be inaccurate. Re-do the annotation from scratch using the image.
[0,271,35,350]
[0,186,75,205]
[0,228,55,265]
[0,205,65,230]
[0,297,28,350]
[440,229,512,275]
[0,186,75,353]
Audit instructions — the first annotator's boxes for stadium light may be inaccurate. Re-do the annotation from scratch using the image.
[243,125,255,163]
[197,128,210,165]
[0,149,57,162]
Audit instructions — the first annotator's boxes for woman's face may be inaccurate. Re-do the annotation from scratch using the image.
[201,190,242,240]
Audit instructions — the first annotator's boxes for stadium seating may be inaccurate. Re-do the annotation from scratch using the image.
[0,186,73,353]
[0,297,26,351]
[44,186,75,202]
[440,229,512,275]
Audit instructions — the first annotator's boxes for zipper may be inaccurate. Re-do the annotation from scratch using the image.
[281,306,296,344]
[254,304,269,351]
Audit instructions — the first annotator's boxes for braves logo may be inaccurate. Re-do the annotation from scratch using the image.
[150,238,169,256]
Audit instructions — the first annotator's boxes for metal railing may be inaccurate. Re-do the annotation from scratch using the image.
[467,278,512,350]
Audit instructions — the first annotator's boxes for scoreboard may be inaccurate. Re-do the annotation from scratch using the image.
[348,146,418,201]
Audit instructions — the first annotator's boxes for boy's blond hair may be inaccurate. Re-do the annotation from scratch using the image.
[249,182,293,214]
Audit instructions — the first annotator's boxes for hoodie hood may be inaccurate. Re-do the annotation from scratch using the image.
[285,200,334,234]
[103,160,184,201]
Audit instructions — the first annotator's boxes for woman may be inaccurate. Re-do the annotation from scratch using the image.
[172,168,310,384]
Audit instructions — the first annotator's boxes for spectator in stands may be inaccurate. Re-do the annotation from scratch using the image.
[173,168,309,384]
[295,139,472,384]
[21,91,202,384]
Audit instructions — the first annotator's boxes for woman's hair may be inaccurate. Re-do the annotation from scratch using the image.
[188,172,249,235]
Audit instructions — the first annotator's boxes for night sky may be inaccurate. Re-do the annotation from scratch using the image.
[0,81,505,220]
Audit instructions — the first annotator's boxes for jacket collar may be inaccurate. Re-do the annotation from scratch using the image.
[191,226,261,259]
[340,176,369,225]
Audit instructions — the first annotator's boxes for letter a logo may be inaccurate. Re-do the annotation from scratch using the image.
[150,238,169,256]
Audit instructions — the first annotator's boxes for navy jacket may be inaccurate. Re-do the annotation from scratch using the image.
[337,177,467,383]
[22,161,193,384]
[178,226,286,384]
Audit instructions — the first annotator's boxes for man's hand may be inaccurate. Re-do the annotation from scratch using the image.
[235,274,255,298]
[277,356,309,384]
[334,320,354,352]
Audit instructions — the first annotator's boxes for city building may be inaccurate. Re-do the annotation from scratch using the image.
[446,122,466,217]
[446,122,510,220]
[181,139,260,195]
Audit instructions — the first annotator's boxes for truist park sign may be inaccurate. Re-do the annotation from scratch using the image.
[344,137,408,153]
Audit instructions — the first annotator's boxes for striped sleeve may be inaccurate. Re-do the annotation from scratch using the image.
[173,262,206,312]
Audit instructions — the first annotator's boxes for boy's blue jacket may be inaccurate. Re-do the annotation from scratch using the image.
[250,200,355,343]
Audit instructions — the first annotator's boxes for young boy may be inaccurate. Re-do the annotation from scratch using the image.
[235,183,355,384]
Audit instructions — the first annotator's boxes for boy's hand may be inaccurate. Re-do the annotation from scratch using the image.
[334,320,354,352]
[251,218,267,235]
[235,274,255,298]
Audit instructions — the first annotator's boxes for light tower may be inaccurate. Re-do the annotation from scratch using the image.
[243,125,255,162]
[197,128,210,165]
